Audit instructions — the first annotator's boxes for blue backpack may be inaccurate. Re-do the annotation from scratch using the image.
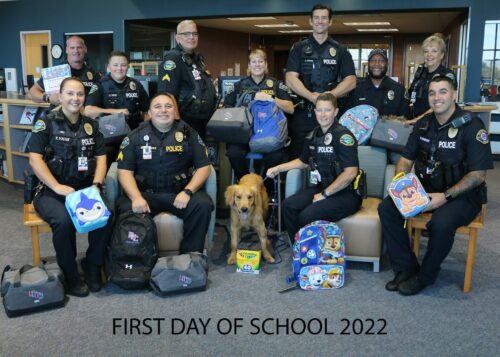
[339,105,378,145]
[248,100,288,153]
[292,221,346,290]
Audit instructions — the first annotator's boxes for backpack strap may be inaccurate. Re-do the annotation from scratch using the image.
[235,88,256,107]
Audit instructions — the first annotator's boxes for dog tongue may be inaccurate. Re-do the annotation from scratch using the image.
[239,211,249,220]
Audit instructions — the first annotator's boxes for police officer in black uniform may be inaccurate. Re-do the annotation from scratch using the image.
[157,20,216,139]
[29,78,111,297]
[378,74,493,295]
[29,36,101,106]
[267,93,362,240]
[346,49,409,117]
[408,34,456,122]
[285,4,357,159]
[224,49,294,181]
[117,92,213,254]
[85,51,150,169]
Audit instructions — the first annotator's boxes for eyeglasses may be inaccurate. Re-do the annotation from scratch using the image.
[178,32,199,38]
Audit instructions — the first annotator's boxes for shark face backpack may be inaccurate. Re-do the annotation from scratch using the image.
[65,186,111,234]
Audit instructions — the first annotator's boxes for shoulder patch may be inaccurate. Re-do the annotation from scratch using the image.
[197,134,205,147]
[120,137,130,150]
[339,133,355,146]
[163,60,176,71]
[32,119,46,133]
[278,82,289,92]
[476,129,489,144]
[89,84,98,95]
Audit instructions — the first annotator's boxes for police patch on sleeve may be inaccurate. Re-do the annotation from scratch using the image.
[162,73,171,82]
[339,133,354,146]
[32,119,46,133]
[120,137,130,150]
[197,134,206,147]
[89,84,98,95]
[476,129,489,144]
[163,60,176,71]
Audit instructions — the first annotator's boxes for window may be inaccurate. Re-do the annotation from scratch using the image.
[481,21,500,95]
[347,43,391,77]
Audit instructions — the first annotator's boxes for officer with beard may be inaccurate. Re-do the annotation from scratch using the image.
[346,49,409,117]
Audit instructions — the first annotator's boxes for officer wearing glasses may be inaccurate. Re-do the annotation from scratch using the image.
[158,20,216,139]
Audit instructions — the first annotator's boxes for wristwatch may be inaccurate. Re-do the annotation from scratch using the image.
[93,182,103,191]
[321,190,330,199]
[444,191,453,201]
[183,188,193,197]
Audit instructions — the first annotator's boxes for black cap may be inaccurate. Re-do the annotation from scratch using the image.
[368,48,388,62]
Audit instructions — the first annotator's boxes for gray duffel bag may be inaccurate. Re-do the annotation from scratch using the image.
[1,263,66,318]
[150,253,208,296]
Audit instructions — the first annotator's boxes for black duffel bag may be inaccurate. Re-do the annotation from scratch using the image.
[370,116,413,152]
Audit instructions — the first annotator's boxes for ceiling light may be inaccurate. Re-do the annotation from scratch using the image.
[278,30,314,33]
[255,24,299,28]
[343,22,391,26]
[357,28,399,32]
[227,17,276,21]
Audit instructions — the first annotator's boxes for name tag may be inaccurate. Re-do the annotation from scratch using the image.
[78,157,88,171]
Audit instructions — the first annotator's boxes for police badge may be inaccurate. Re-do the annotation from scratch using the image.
[129,81,136,90]
[329,47,336,57]
[175,131,184,142]
[324,133,333,145]
[87,71,93,81]
[266,79,273,88]
[448,127,458,139]
[84,123,93,135]
[387,90,395,101]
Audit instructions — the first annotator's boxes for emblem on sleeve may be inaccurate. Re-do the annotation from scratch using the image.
[197,134,206,147]
[89,84,98,95]
[476,129,489,144]
[163,60,176,71]
[339,133,354,146]
[162,74,171,82]
[32,119,46,133]
[120,137,130,149]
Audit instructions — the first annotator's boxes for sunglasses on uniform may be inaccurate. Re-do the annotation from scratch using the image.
[178,32,199,38]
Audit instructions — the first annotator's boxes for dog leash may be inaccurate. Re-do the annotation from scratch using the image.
[263,176,288,265]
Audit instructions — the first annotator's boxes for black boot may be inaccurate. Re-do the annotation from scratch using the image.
[385,270,418,291]
[82,258,103,292]
[66,277,89,297]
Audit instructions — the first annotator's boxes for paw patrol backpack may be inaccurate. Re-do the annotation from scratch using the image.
[292,221,346,290]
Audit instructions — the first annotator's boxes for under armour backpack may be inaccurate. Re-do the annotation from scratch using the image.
[106,211,158,290]
[292,220,346,290]
[338,104,378,145]
[248,100,288,153]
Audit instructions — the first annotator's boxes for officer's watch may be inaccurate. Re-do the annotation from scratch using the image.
[444,190,453,201]
[183,188,193,197]
[321,190,330,199]
[93,182,103,191]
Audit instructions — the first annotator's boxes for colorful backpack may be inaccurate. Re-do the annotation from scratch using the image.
[339,104,378,145]
[65,186,111,234]
[248,100,288,153]
[292,220,346,290]
[387,172,430,218]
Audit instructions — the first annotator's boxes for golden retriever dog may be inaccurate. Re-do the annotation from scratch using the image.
[225,173,275,265]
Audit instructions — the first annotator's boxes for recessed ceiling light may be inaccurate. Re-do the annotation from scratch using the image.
[344,22,391,26]
[227,17,276,21]
[278,30,314,33]
[255,24,299,28]
[357,28,399,32]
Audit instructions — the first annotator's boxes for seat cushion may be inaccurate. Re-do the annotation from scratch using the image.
[336,197,382,258]
[154,212,183,252]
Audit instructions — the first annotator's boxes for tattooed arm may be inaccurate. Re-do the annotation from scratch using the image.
[425,170,486,211]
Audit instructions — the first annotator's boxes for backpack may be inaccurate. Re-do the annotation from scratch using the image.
[65,186,111,234]
[248,100,288,153]
[292,220,346,290]
[106,211,159,290]
[338,105,378,145]
[1,262,66,317]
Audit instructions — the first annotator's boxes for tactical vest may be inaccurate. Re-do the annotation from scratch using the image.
[73,64,99,94]
[300,37,345,93]
[100,76,143,129]
[174,48,216,120]
[238,76,279,106]
[133,121,193,193]
[307,125,343,188]
[45,111,98,187]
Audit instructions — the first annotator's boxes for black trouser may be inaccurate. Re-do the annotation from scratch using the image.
[33,187,113,284]
[282,187,362,241]
[117,190,214,254]
[378,191,481,285]
[288,106,317,159]
[105,142,120,172]
[226,143,286,190]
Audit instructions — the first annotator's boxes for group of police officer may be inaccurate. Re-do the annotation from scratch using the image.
[27,4,493,297]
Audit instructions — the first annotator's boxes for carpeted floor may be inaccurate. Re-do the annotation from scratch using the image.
[0,165,499,356]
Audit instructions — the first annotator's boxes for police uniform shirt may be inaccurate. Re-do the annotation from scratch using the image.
[224,76,291,107]
[286,35,355,93]
[409,64,455,117]
[299,122,359,185]
[347,76,410,117]
[402,107,493,174]
[36,63,101,95]
[117,120,210,173]
[85,75,149,114]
